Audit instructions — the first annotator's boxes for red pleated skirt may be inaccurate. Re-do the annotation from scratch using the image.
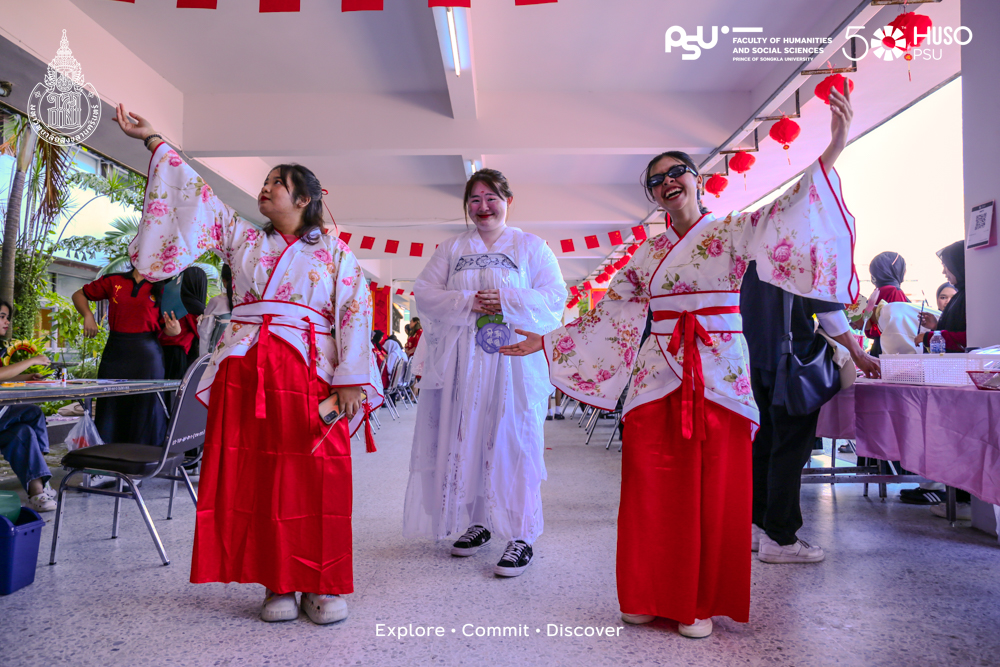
[618,391,752,624]
[190,336,353,595]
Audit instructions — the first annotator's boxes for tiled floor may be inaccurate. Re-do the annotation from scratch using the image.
[1,404,998,667]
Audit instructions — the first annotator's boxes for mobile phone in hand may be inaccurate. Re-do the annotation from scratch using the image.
[319,392,344,425]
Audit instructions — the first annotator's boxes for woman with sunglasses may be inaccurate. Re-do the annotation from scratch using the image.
[502,85,858,637]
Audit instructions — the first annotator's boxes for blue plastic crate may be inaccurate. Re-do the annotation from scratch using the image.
[0,507,44,595]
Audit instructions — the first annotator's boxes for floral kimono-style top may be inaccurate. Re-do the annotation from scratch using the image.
[128,143,383,429]
[543,158,858,437]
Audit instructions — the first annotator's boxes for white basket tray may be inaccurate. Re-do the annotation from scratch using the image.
[880,353,1000,386]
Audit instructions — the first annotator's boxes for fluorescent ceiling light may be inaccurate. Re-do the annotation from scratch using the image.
[446,7,461,76]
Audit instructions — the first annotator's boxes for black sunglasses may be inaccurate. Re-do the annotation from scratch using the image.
[646,164,695,190]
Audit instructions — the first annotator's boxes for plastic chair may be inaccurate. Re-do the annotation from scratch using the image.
[49,356,210,567]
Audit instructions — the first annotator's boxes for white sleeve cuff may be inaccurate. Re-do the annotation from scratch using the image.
[817,310,850,337]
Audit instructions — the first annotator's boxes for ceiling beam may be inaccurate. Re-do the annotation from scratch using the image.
[432,7,478,120]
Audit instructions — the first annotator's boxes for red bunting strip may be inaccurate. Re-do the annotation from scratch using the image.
[385,240,399,254]
[560,239,575,253]
[177,0,217,7]
[515,0,558,4]
[342,0,382,10]
[631,225,648,242]
[360,236,375,250]
[371,282,378,290]
[584,235,600,250]
[339,232,352,244]
[260,0,299,11]
[396,288,405,295]
[410,242,424,257]
[429,1,471,6]
[608,230,623,245]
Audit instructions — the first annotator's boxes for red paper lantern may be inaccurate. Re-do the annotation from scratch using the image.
[705,174,728,198]
[596,272,610,284]
[627,244,639,254]
[729,151,756,174]
[769,116,800,150]
[889,11,932,50]
[814,74,854,105]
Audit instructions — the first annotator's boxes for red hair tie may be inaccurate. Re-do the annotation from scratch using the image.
[320,188,339,237]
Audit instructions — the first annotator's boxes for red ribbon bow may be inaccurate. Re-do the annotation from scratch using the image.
[653,306,740,440]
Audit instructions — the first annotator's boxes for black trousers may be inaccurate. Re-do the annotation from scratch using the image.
[96,332,167,447]
[751,367,823,546]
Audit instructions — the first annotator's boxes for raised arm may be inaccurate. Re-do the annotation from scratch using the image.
[116,104,240,281]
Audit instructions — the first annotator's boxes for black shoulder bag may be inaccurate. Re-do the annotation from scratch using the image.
[773,290,841,416]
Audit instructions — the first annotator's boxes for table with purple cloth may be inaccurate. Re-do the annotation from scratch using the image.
[817,380,1000,507]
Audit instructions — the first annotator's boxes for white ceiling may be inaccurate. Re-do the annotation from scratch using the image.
[47,0,963,285]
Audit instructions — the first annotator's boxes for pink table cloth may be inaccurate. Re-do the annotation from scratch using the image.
[853,382,1000,506]
[816,383,857,440]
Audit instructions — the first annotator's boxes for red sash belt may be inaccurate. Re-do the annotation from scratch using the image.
[652,306,741,440]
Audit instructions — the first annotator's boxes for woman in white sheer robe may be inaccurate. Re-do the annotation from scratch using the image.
[403,169,566,577]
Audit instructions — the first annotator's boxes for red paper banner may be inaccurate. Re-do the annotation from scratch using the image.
[385,240,399,254]
[342,0,382,10]
[582,281,593,291]
[339,232,352,245]
[584,235,600,249]
[569,285,579,296]
[560,239,575,253]
[410,242,424,257]
[177,0,217,7]
[429,1,471,6]
[631,225,648,242]
[360,236,375,250]
[608,230,623,245]
[370,282,379,290]
[515,0,558,4]
[396,288,405,295]
[260,0,299,11]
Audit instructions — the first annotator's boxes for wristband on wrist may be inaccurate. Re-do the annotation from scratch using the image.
[144,133,163,148]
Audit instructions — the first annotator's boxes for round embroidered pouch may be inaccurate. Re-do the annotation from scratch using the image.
[476,322,511,354]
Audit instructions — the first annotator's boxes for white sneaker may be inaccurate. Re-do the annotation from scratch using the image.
[930,503,972,521]
[751,524,764,552]
[757,535,825,564]
[621,612,655,624]
[301,593,348,625]
[260,590,298,622]
[27,492,56,512]
[678,618,713,638]
[42,482,57,499]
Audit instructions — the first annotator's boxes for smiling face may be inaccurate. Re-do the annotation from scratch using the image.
[258,168,305,222]
[0,304,10,338]
[936,285,957,311]
[466,181,511,234]
[648,156,702,216]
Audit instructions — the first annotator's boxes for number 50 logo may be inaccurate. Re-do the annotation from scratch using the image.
[841,24,972,62]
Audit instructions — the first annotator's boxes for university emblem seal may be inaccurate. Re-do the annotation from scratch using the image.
[27,30,102,147]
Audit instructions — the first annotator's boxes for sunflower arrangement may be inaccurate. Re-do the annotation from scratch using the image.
[2,338,55,377]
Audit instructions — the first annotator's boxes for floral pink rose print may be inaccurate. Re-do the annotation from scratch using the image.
[623,347,636,368]
[201,185,213,203]
[808,183,820,204]
[210,223,222,242]
[733,375,751,396]
[595,369,613,382]
[653,235,671,251]
[672,281,694,294]
[260,253,280,269]
[274,283,294,300]
[341,276,354,286]
[772,265,792,282]
[162,261,177,275]
[555,336,576,354]
[243,291,258,304]
[772,239,793,264]
[750,210,762,228]
[160,244,179,261]
[147,200,169,217]
[721,332,733,342]
[313,249,332,263]
[244,228,259,243]
[705,238,724,258]
[733,256,747,279]
[576,379,597,393]
[167,151,182,167]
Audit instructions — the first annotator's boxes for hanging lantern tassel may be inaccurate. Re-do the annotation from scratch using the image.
[889,11,932,82]
[728,150,756,191]
[705,173,728,199]
[769,116,801,165]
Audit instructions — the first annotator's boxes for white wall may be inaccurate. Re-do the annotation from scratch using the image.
[961,0,1000,349]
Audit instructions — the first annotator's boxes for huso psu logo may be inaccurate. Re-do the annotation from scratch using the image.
[843,24,972,62]
[665,26,723,60]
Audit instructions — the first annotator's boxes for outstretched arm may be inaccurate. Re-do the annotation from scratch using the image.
[819,82,853,170]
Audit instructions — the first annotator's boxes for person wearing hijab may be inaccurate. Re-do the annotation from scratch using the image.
[936,281,957,312]
[160,266,209,379]
[865,252,909,357]
[199,264,233,357]
[916,241,966,352]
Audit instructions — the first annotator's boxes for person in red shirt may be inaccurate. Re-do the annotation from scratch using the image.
[159,266,208,379]
[404,318,422,357]
[865,251,909,357]
[73,268,173,446]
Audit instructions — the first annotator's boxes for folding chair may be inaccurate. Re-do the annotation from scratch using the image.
[49,356,210,567]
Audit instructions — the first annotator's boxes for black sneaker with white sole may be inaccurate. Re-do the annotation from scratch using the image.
[493,540,532,577]
[899,488,945,505]
[451,525,491,556]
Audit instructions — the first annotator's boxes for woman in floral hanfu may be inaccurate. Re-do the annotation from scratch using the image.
[403,169,566,578]
[502,85,859,636]
[116,105,382,626]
